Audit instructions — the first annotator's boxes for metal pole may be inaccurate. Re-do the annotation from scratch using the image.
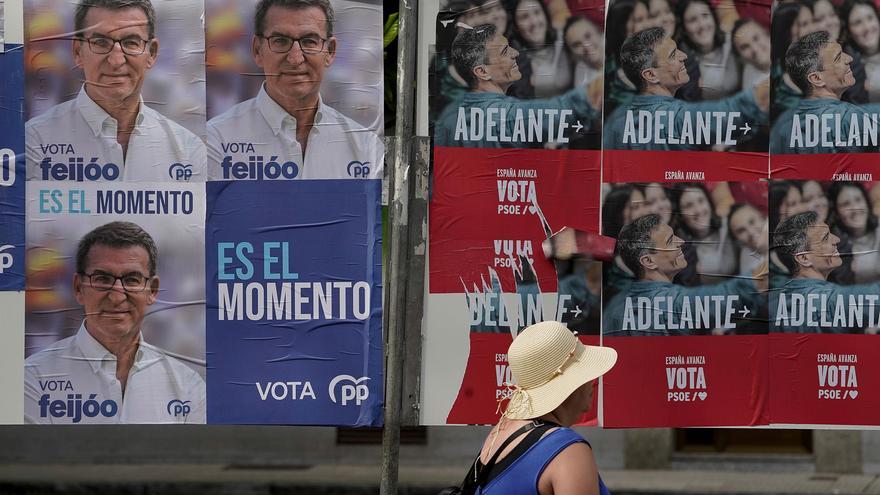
[381,0,418,493]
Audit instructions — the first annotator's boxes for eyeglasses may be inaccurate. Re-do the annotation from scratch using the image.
[80,272,152,293]
[259,34,328,54]
[79,36,151,56]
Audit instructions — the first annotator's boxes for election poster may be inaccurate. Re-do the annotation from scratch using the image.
[600,181,770,427]
[24,182,207,424]
[204,0,385,425]
[0,0,27,427]
[205,0,384,181]
[0,0,24,291]
[602,0,770,180]
[206,181,383,425]
[768,179,880,424]
[424,0,605,425]
[769,0,880,175]
[24,0,206,182]
[6,0,385,426]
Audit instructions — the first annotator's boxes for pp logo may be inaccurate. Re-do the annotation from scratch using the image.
[0,148,14,186]
[329,375,370,406]
[167,399,191,417]
[169,163,193,181]
[346,161,371,178]
[0,245,13,274]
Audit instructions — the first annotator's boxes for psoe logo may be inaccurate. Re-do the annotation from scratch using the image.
[169,163,193,181]
[329,375,370,406]
[167,399,191,417]
[0,245,14,274]
[0,148,14,186]
[346,161,371,178]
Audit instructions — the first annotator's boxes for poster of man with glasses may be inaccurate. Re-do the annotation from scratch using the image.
[205,0,383,181]
[24,216,206,424]
[23,0,206,183]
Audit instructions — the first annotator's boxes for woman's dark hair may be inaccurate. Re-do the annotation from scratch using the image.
[602,185,639,238]
[840,0,880,54]
[510,0,556,48]
[768,180,800,233]
[730,18,758,61]
[674,0,725,54]
[605,0,650,67]
[771,2,810,69]
[826,181,878,236]
[670,182,721,239]
[802,0,841,39]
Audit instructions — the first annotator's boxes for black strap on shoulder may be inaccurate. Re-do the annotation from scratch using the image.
[472,420,561,488]
[482,421,560,485]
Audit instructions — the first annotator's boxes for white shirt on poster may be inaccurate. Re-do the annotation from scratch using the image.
[207,85,383,180]
[25,86,206,182]
[24,323,206,424]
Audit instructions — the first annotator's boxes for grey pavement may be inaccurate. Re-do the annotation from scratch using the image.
[1,464,880,495]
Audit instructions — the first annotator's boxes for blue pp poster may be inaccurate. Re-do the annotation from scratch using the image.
[206,180,383,425]
[0,39,26,291]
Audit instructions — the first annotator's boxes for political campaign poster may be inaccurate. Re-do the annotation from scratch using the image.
[424,0,605,425]
[0,0,25,291]
[770,0,880,175]
[600,181,769,427]
[203,0,385,425]
[602,0,770,180]
[205,0,384,181]
[23,0,206,183]
[205,180,383,425]
[768,178,880,425]
[0,0,28,427]
[24,182,206,424]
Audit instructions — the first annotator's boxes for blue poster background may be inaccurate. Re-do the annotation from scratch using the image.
[0,45,26,291]
[206,180,383,425]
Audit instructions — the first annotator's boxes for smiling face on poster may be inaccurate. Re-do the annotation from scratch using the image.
[770,180,880,333]
[205,0,384,181]
[602,181,768,337]
[431,0,605,150]
[769,0,880,161]
[24,183,206,424]
[23,0,206,183]
[602,0,770,157]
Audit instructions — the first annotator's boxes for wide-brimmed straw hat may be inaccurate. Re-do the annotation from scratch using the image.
[503,321,618,420]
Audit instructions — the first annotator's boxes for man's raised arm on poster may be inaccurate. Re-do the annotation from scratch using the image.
[603,27,769,151]
[435,23,602,148]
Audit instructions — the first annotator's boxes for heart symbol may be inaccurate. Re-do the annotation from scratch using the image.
[850,390,859,399]
[697,392,708,401]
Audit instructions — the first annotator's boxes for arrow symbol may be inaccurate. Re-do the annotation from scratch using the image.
[441,19,454,27]
[571,305,583,318]
[573,120,584,133]
[738,306,750,318]
[741,122,751,135]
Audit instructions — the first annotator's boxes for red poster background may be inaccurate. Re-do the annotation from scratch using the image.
[431,147,600,294]
[771,154,880,181]
[604,150,768,183]
[769,334,880,425]
[603,336,769,427]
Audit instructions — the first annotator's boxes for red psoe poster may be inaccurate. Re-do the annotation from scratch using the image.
[424,0,605,425]
[600,0,771,427]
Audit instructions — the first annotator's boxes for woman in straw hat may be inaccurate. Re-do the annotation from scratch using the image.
[476,320,617,494]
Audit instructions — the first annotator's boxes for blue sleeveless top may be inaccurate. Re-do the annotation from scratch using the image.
[476,427,611,495]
